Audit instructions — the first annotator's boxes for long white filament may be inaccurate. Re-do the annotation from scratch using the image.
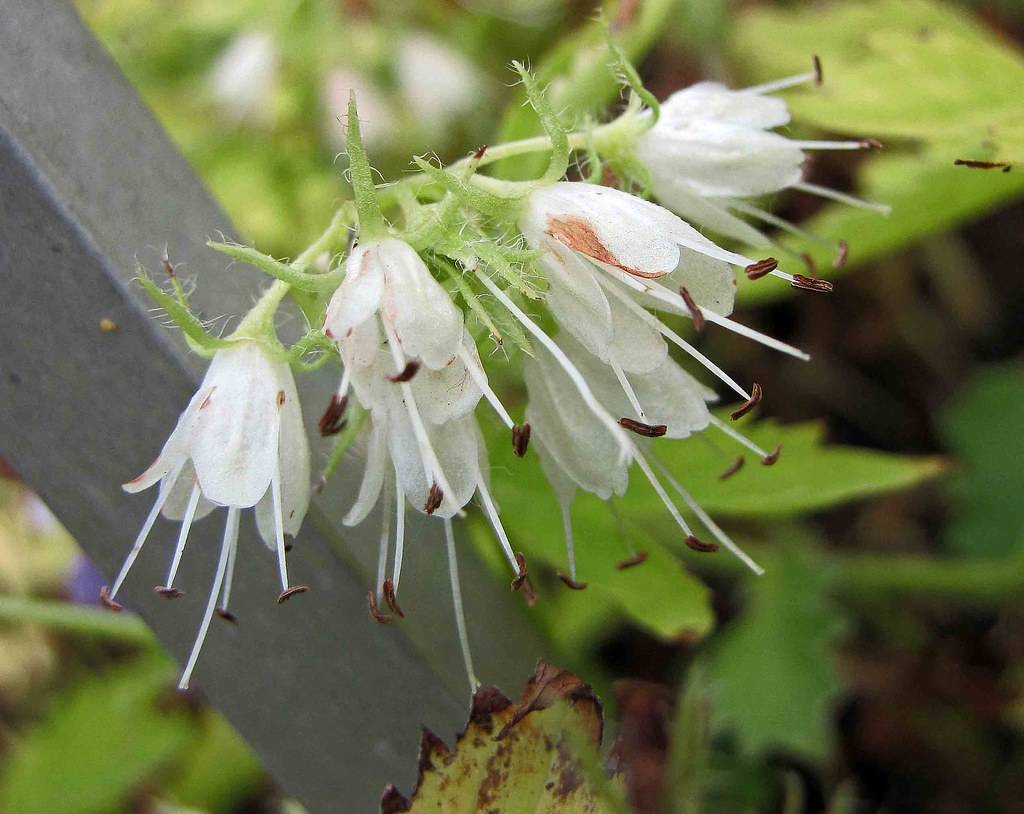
[651,456,765,576]
[475,270,633,462]
[218,511,240,613]
[631,447,696,538]
[163,481,202,590]
[271,465,290,593]
[595,274,751,400]
[444,519,480,693]
[475,476,519,573]
[708,415,772,458]
[794,181,892,215]
[109,462,185,600]
[376,476,392,601]
[178,506,237,690]
[791,139,870,151]
[560,502,577,582]
[742,71,817,95]
[381,320,465,517]
[392,472,407,593]
[458,344,514,429]
[611,361,646,419]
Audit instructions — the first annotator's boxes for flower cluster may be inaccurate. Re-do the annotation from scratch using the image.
[107,56,884,690]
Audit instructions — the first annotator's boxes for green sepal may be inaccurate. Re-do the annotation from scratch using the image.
[134,266,230,357]
[411,156,521,221]
[207,242,345,292]
[470,237,544,302]
[346,93,386,241]
[512,61,570,184]
[606,40,660,124]
[286,330,339,371]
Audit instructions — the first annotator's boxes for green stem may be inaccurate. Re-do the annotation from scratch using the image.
[0,596,156,645]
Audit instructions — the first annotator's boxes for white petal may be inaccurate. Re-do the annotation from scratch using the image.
[645,175,771,248]
[534,435,577,506]
[273,364,310,537]
[658,82,791,130]
[657,247,737,317]
[427,416,481,519]
[160,461,217,522]
[538,238,614,360]
[342,418,388,527]
[412,331,483,425]
[189,342,282,507]
[606,290,668,374]
[341,316,381,369]
[324,245,384,340]
[378,238,463,368]
[627,358,713,439]
[122,383,207,493]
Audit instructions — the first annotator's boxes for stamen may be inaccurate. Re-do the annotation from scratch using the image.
[99,587,123,612]
[619,417,668,437]
[814,54,823,85]
[511,552,538,606]
[376,477,391,604]
[719,456,745,480]
[215,507,240,622]
[458,345,515,430]
[744,257,778,280]
[679,287,704,331]
[709,415,771,459]
[651,455,764,576]
[729,200,832,249]
[367,590,393,624]
[631,448,696,539]
[794,181,892,215]
[791,274,834,293]
[383,578,405,618]
[954,158,1011,171]
[272,465,309,603]
[424,481,444,515]
[762,444,783,465]
[177,506,235,690]
[558,573,588,590]
[742,69,818,95]
[685,535,720,553]
[475,270,633,462]
[319,393,348,437]
[155,480,202,597]
[616,551,648,570]
[594,275,751,400]
[611,361,646,419]
[860,138,884,150]
[386,361,420,383]
[476,475,519,573]
[730,382,763,420]
[512,424,531,458]
[382,321,465,517]
[107,461,185,602]
[791,140,872,151]
[560,502,577,582]
[444,519,480,692]
[392,473,406,592]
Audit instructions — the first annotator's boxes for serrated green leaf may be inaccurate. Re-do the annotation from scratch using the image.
[940,364,1024,558]
[639,414,946,519]
[472,427,714,641]
[0,657,193,814]
[708,536,842,759]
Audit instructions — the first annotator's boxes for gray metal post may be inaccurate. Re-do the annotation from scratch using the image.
[0,2,547,810]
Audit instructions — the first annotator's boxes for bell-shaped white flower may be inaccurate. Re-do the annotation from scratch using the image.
[634,69,889,250]
[105,340,310,689]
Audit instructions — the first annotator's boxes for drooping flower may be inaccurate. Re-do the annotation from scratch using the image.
[104,340,310,689]
[634,65,889,251]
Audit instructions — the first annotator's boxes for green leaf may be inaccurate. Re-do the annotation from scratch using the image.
[472,433,714,641]
[643,414,947,519]
[0,657,193,814]
[708,536,842,759]
[385,662,624,814]
[940,364,1024,558]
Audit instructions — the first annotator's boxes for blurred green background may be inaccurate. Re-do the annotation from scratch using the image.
[2,0,1023,811]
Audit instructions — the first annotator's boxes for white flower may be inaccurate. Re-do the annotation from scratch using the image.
[105,340,310,689]
[396,34,482,138]
[634,70,889,249]
[209,31,279,123]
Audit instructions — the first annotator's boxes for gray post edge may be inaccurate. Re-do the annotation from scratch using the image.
[0,2,548,811]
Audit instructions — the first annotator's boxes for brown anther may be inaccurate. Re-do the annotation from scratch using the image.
[277,585,309,604]
[511,552,538,606]
[154,586,183,599]
[685,535,720,553]
[473,144,488,161]
[762,444,782,466]
[719,456,745,480]
[99,586,123,612]
[812,54,823,86]
[557,572,588,590]
[679,286,704,332]
[424,482,444,515]
[284,542,293,553]
[512,423,531,458]
[954,158,1011,171]
[791,273,834,293]
[615,550,648,570]
[367,591,393,624]
[833,240,849,269]
[860,138,884,150]
[382,579,405,618]
[387,361,420,383]
[216,608,238,624]
[730,382,763,421]
[161,250,176,278]
[618,417,668,438]
[800,251,818,277]
[744,257,778,281]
